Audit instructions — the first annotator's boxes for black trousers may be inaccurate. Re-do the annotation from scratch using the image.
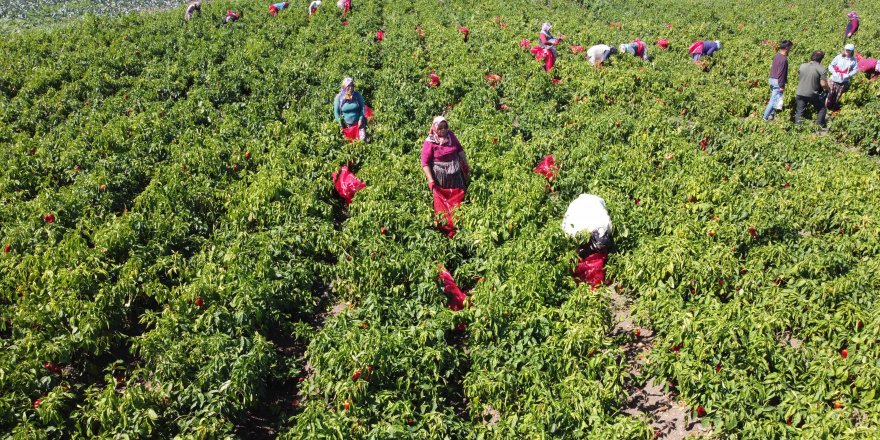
[794,94,827,128]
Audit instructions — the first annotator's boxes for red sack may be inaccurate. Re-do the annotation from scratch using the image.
[433,186,464,237]
[428,73,440,87]
[364,105,374,121]
[438,269,467,311]
[342,125,360,140]
[534,155,558,181]
[376,30,384,41]
[573,251,608,288]
[332,166,365,204]
[520,38,531,49]
[570,45,585,54]
[531,45,546,60]
[544,51,555,71]
[657,38,669,49]
[688,41,703,55]
[457,26,469,41]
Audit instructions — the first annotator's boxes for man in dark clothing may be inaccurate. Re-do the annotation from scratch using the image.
[794,51,829,129]
[763,40,792,120]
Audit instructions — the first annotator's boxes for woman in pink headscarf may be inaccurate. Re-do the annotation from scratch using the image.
[539,22,564,71]
[845,11,860,42]
[421,116,469,191]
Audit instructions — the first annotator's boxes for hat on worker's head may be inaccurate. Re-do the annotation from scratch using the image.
[844,43,855,52]
[715,40,722,50]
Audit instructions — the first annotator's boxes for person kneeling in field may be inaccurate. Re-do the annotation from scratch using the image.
[587,44,618,67]
[619,39,649,61]
[184,0,200,21]
[563,194,613,287]
[334,78,369,142]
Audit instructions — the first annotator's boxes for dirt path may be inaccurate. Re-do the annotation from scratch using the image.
[610,287,709,440]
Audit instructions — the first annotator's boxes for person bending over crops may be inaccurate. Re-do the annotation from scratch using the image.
[539,22,564,71]
[562,194,613,256]
[421,117,469,192]
[826,44,858,111]
[587,44,617,67]
[337,0,352,16]
[858,57,880,80]
[794,50,829,129]
[309,0,322,16]
[763,40,792,121]
[619,39,649,61]
[689,40,722,62]
[844,11,860,42]
[269,2,289,16]
[221,10,241,25]
[334,78,368,142]
[184,0,200,21]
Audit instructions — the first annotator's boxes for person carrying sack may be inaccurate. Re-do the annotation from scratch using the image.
[562,194,613,287]
[333,78,368,142]
[826,44,858,111]
[421,117,469,236]
[421,116,469,192]
[539,22,564,71]
[763,40,792,121]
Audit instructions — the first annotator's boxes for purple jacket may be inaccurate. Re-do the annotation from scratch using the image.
[702,41,720,56]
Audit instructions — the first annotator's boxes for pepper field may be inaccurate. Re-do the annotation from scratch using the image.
[1,0,879,438]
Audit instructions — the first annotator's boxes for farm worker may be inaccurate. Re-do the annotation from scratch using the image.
[619,39,649,60]
[421,116,470,191]
[858,57,879,80]
[826,44,858,111]
[221,10,241,25]
[309,0,321,16]
[844,11,859,41]
[562,194,613,255]
[539,22,564,71]
[184,0,200,21]
[337,0,351,15]
[587,44,618,67]
[794,51,829,129]
[689,40,721,62]
[763,40,792,121]
[333,78,368,141]
[269,2,289,16]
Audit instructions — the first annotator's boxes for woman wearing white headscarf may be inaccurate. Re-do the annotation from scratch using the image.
[333,77,368,141]
[539,22,564,71]
[421,116,469,191]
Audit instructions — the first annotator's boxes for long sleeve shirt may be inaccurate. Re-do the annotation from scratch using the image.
[828,54,857,83]
[587,45,612,63]
[539,31,558,48]
[768,53,789,88]
[333,92,366,126]
[421,133,463,167]
[702,41,720,56]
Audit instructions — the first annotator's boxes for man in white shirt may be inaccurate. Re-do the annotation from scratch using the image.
[586,44,618,67]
